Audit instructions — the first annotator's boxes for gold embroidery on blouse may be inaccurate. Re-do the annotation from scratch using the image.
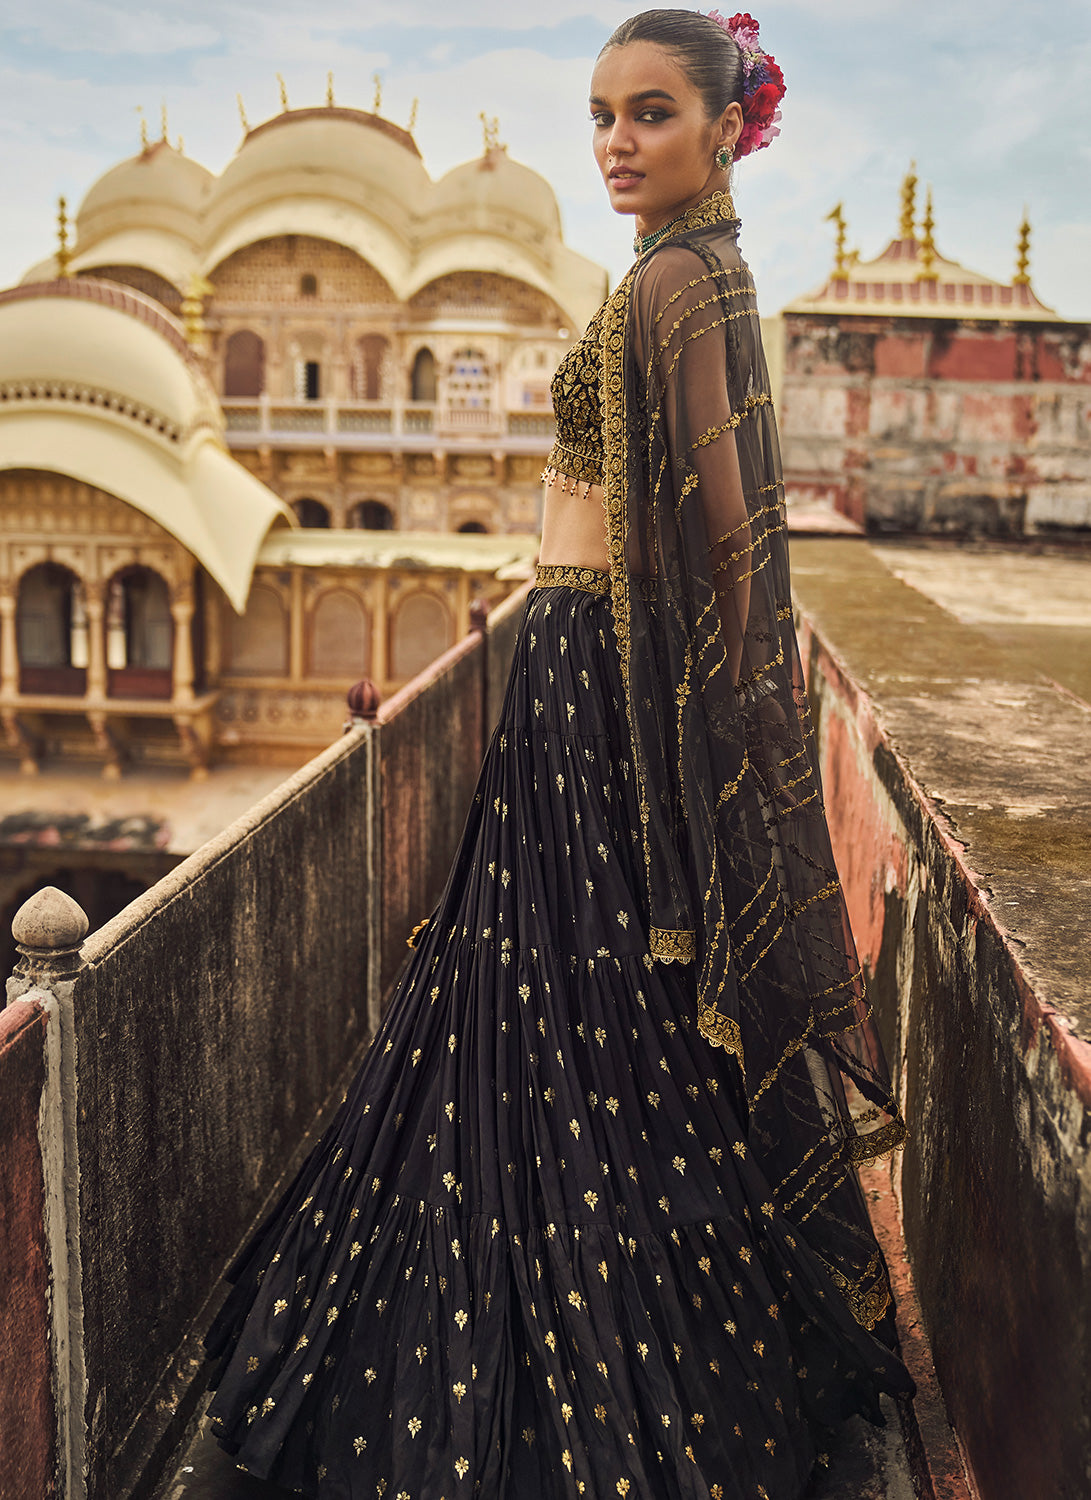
[543,298,609,489]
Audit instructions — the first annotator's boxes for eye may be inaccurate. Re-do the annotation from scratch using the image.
[590,110,613,127]
[637,108,670,123]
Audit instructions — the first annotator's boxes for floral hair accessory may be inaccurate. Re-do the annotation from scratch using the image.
[707,10,785,157]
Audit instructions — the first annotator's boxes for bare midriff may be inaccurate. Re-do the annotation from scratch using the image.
[538,478,610,571]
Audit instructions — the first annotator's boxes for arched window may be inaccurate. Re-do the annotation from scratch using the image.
[309,590,370,680]
[225,584,289,677]
[106,568,173,699]
[457,520,489,534]
[300,273,318,297]
[447,348,491,410]
[16,563,86,695]
[352,335,388,402]
[390,593,452,681]
[410,347,437,403]
[292,498,331,529]
[349,500,395,531]
[223,329,265,398]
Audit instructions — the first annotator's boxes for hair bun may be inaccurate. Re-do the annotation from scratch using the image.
[707,11,785,157]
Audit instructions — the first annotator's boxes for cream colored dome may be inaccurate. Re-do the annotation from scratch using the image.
[209,110,430,251]
[0,281,290,610]
[430,150,562,242]
[78,143,213,247]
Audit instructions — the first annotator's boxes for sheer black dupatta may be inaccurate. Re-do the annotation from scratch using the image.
[602,193,906,1333]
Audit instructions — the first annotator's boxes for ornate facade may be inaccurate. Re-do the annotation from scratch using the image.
[0,102,604,790]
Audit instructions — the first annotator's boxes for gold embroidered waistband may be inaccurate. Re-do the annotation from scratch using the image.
[534,564,611,596]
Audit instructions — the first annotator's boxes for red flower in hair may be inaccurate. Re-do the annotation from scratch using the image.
[748,82,781,126]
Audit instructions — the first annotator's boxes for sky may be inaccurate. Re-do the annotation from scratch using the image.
[1,0,1089,320]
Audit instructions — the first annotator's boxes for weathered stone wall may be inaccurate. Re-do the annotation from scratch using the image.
[0,997,56,1500]
[781,314,1091,534]
[73,729,377,1498]
[794,549,1091,1500]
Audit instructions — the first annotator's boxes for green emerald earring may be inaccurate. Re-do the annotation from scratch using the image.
[716,144,733,171]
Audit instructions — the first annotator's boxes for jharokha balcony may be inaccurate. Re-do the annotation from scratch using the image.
[220,395,556,444]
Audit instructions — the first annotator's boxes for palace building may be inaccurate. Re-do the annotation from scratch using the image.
[777,168,1091,534]
[1,99,607,777]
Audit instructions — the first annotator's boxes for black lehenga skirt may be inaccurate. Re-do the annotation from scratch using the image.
[205,573,912,1500]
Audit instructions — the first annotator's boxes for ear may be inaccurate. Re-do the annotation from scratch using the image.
[717,101,744,151]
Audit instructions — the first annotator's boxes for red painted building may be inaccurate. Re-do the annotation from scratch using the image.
[777,170,1091,534]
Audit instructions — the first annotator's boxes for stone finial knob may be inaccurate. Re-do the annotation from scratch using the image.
[12,887,89,951]
[10,887,89,990]
[346,678,381,725]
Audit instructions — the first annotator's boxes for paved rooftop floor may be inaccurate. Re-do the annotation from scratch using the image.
[792,536,1091,1036]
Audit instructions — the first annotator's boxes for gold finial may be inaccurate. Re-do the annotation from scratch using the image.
[372,72,382,113]
[160,101,169,142]
[479,111,502,154]
[136,105,149,151]
[177,135,184,153]
[181,273,214,351]
[899,161,918,241]
[326,71,335,107]
[1014,208,1032,285]
[917,187,938,281]
[825,203,849,281]
[237,93,249,133]
[277,73,289,111]
[56,196,72,280]
[408,97,419,134]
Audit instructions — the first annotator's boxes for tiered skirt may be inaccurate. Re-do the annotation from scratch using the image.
[206,575,911,1500]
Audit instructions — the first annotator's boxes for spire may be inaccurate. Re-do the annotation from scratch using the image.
[55,196,72,280]
[237,93,249,133]
[899,162,918,242]
[136,105,149,151]
[326,71,335,107]
[917,187,938,281]
[480,112,503,155]
[276,73,289,112]
[160,101,169,142]
[1014,209,1032,285]
[826,203,850,282]
[408,97,419,134]
[372,73,382,113]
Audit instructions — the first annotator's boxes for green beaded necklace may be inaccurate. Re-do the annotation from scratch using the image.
[633,208,691,258]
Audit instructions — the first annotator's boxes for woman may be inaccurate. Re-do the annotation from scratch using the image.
[206,11,914,1497]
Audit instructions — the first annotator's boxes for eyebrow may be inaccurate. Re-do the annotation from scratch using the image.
[588,89,679,106]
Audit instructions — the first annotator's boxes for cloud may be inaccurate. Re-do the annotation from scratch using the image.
[1,0,1089,321]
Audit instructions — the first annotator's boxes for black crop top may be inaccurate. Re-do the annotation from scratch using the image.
[541,298,607,490]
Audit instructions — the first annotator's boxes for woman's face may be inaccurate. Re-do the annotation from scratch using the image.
[589,40,741,236]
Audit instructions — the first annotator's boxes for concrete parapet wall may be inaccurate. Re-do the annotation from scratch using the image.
[0,998,56,1500]
[794,538,1091,1500]
[74,728,377,1497]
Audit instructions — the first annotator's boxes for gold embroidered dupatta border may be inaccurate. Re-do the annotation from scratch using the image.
[601,248,744,1071]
